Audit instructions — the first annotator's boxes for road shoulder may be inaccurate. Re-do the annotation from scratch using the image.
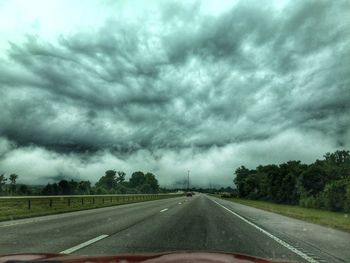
[208,195,350,263]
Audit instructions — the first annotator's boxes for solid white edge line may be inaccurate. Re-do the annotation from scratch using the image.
[212,200,319,263]
[60,234,109,254]
[160,208,168,212]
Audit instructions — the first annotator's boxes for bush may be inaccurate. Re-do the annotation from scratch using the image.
[115,185,127,194]
[303,196,316,208]
[313,193,325,209]
[299,193,324,209]
[230,192,238,198]
[139,184,153,194]
[96,187,108,195]
[221,193,231,198]
[323,181,346,212]
[344,183,350,212]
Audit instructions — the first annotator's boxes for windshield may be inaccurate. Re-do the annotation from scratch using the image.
[0,1,349,263]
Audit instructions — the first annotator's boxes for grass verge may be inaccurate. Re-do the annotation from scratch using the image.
[0,194,182,222]
[215,196,350,232]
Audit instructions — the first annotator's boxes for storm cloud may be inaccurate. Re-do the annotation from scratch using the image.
[0,0,349,186]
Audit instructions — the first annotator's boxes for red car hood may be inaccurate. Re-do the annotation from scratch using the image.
[0,252,295,263]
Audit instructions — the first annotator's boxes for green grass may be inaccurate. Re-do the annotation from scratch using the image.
[216,196,350,232]
[0,194,181,222]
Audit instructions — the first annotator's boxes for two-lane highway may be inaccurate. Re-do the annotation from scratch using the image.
[0,196,187,254]
[1,194,349,262]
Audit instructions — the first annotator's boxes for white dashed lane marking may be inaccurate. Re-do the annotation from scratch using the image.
[60,234,109,254]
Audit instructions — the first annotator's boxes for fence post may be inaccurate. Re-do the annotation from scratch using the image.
[68,198,70,207]
[102,198,104,204]
[49,199,52,208]
[93,197,95,204]
[110,197,112,202]
[28,199,31,210]
[82,198,84,205]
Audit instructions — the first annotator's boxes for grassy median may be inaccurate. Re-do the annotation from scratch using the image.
[0,194,181,222]
[216,196,350,232]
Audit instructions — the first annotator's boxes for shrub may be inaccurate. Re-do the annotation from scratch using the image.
[313,193,325,209]
[344,183,350,212]
[323,181,346,212]
[96,187,108,195]
[299,194,318,209]
[221,193,231,198]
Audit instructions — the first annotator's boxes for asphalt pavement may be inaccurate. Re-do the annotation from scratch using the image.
[0,194,349,263]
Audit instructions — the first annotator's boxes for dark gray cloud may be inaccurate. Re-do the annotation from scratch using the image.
[0,0,349,186]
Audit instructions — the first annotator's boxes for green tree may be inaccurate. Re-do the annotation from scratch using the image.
[0,174,7,194]
[58,180,70,195]
[323,180,347,211]
[324,150,350,181]
[129,171,145,188]
[345,183,350,212]
[18,184,29,195]
[68,180,79,194]
[52,183,60,195]
[116,171,126,184]
[232,149,350,212]
[144,172,159,193]
[324,150,350,165]
[260,164,281,202]
[140,183,152,194]
[237,171,259,199]
[78,181,91,194]
[96,170,117,191]
[278,161,305,204]
[300,163,328,196]
[42,183,53,195]
[9,174,18,195]
[96,186,108,195]
[233,166,251,197]
[116,184,128,194]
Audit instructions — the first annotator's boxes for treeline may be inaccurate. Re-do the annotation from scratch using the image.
[0,170,160,196]
[169,187,233,194]
[42,170,159,195]
[0,173,31,195]
[234,150,350,212]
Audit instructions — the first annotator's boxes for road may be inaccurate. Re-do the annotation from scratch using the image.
[0,194,349,262]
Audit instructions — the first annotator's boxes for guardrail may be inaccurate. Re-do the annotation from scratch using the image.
[0,194,183,221]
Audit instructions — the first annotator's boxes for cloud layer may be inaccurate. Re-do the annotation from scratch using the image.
[0,0,349,186]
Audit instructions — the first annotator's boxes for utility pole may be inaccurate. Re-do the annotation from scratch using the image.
[187,170,190,191]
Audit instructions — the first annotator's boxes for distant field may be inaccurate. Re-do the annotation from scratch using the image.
[215,196,350,232]
[0,194,182,221]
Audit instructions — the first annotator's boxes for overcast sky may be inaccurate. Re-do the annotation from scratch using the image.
[0,0,349,187]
